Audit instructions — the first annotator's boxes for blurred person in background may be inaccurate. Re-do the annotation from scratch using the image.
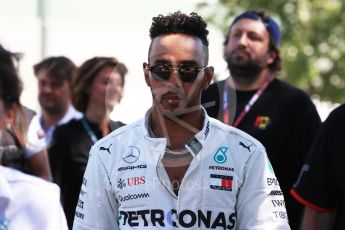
[291,104,345,230]
[27,56,82,153]
[0,44,67,230]
[202,10,321,229]
[0,45,51,180]
[49,57,127,228]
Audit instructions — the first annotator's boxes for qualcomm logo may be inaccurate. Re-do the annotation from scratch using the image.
[214,147,229,164]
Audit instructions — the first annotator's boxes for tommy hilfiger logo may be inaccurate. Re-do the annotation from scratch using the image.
[210,174,233,191]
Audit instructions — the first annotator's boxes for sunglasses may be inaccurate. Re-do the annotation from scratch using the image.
[145,63,207,82]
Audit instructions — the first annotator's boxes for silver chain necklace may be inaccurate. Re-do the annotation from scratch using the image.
[148,117,191,158]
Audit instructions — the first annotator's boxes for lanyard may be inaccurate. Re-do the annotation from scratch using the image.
[81,117,99,144]
[223,76,273,127]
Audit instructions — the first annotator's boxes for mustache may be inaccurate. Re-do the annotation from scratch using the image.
[224,47,250,63]
[152,87,186,101]
[230,47,250,56]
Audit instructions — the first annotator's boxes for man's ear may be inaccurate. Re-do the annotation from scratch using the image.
[267,50,277,65]
[143,63,151,87]
[203,66,214,90]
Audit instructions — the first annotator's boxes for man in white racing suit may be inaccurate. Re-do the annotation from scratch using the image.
[73,11,290,230]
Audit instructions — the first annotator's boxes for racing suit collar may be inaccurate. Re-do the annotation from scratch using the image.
[143,107,211,157]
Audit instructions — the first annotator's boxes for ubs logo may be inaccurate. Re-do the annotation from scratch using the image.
[116,177,145,190]
[123,146,140,164]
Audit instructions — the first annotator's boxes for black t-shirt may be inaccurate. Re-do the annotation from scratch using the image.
[202,78,321,230]
[48,118,125,229]
[291,104,345,230]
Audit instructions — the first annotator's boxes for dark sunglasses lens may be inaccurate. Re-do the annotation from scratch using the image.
[179,66,198,82]
[151,65,170,81]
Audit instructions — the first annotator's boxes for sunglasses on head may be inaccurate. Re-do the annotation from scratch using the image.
[145,63,207,82]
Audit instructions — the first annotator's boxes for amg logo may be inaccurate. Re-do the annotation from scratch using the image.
[118,165,147,171]
[75,211,84,220]
[271,200,285,207]
[269,190,283,196]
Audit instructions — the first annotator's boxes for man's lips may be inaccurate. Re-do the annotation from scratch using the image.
[162,92,181,100]
[232,50,250,57]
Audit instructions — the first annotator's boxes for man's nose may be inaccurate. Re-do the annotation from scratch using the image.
[40,84,53,94]
[238,34,249,46]
[168,68,183,87]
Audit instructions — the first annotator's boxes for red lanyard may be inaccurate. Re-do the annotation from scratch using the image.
[223,76,273,127]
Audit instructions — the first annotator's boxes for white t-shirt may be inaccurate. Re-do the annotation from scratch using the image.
[26,105,82,157]
[0,166,68,230]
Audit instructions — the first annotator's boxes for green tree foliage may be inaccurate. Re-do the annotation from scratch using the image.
[197,0,345,103]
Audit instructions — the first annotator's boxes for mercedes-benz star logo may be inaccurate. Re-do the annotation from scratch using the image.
[123,146,140,163]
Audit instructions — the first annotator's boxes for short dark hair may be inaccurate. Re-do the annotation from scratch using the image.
[148,11,210,64]
[72,57,128,113]
[33,56,77,83]
[0,45,22,110]
[0,45,30,144]
[224,10,282,73]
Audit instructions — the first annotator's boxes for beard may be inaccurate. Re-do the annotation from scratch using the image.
[151,86,202,120]
[224,48,267,82]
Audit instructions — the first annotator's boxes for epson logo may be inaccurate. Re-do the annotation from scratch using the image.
[119,209,236,229]
[118,193,150,202]
[118,165,147,171]
[267,178,279,186]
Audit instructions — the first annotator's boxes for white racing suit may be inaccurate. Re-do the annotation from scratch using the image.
[73,111,290,229]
